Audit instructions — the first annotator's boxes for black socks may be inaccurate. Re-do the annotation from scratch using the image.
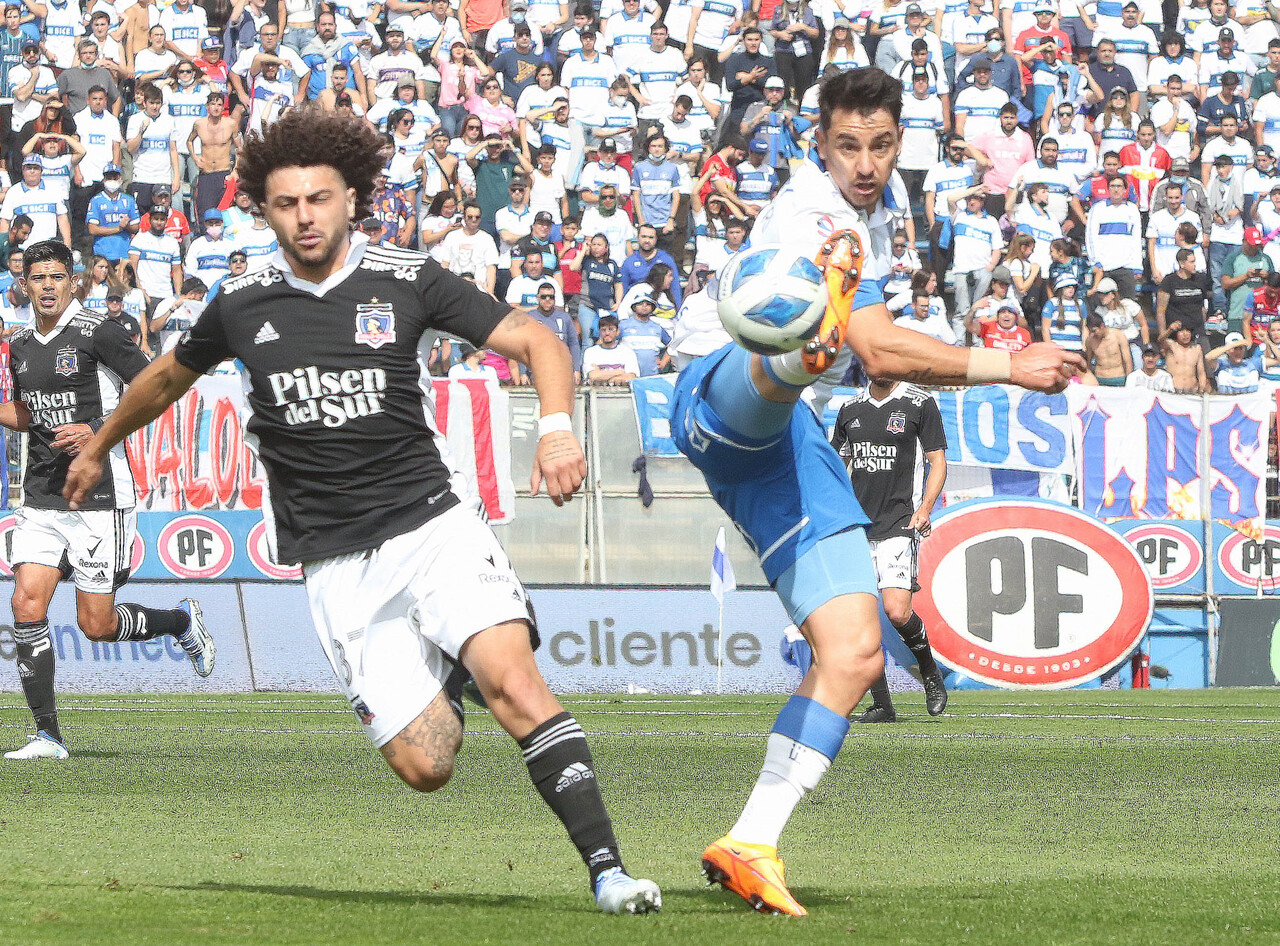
[13,620,59,743]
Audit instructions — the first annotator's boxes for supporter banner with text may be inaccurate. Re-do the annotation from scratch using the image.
[1068,388,1272,525]
[118,374,514,524]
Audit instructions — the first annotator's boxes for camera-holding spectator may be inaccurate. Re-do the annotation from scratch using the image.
[439,199,499,294]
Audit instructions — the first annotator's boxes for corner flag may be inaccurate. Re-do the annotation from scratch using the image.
[711,526,736,604]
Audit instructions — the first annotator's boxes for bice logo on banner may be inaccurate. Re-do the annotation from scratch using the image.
[916,500,1153,688]
[157,515,234,579]
[1218,524,1280,592]
[1124,523,1202,589]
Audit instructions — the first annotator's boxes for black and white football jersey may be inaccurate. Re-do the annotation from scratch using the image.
[9,301,150,511]
[829,383,947,541]
[173,237,510,565]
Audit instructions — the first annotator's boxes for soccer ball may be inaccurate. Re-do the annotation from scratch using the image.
[716,243,828,355]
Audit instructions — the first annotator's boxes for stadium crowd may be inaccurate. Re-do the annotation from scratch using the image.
[0,0,1278,394]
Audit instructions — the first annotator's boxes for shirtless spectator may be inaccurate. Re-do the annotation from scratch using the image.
[187,94,243,235]
[1159,321,1211,392]
[1085,314,1133,385]
[316,64,368,114]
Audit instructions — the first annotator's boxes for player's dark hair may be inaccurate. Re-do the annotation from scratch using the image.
[237,110,385,220]
[818,67,902,130]
[22,239,72,276]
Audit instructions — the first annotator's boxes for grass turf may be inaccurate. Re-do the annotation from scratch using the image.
[2,689,1279,945]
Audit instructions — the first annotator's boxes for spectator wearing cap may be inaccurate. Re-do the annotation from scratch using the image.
[24,130,83,214]
[495,175,534,282]
[1201,113,1254,190]
[1197,27,1255,99]
[300,10,369,104]
[1043,272,1087,351]
[467,132,520,237]
[627,21,687,146]
[184,208,231,287]
[148,185,192,248]
[1256,181,1280,239]
[1086,172,1143,301]
[1086,39,1138,119]
[723,28,775,133]
[9,42,58,165]
[1012,1,1069,82]
[554,3,597,62]
[205,248,248,300]
[194,35,231,95]
[739,77,809,182]
[129,206,183,305]
[579,137,633,205]
[819,16,868,74]
[491,23,543,101]
[582,314,640,384]
[973,103,1033,217]
[86,164,137,262]
[604,0,658,74]
[511,209,561,277]
[891,4,943,74]
[1149,74,1197,163]
[1197,69,1250,141]
[898,68,947,199]
[580,183,637,265]
[1244,144,1279,223]
[1152,155,1212,234]
[734,136,778,215]
[365,19,427,105]
[1222,226,1274,335]
[1,154,67,244]
[768,0,820,96]
[953,56,1009,141]
[1208,331,1269,393]
[618,290,670,376]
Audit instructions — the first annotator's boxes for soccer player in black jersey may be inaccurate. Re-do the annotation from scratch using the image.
[64,111,661,915]
[1,240,214,762]
[830,378,949,722]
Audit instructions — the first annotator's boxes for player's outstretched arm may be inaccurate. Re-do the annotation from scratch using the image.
[64,352,201,510]
[0,399,30,432]
[483,308,587,506]
[846,303,1087,393]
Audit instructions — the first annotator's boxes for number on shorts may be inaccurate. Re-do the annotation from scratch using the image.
[331,637,353,687]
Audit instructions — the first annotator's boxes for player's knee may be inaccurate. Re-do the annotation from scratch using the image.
[77,610,117,641]
[814,638,883,693]
[396,755,456,793]
[884,600,913,628]
[481,664,548,716]
[11,589,42,623]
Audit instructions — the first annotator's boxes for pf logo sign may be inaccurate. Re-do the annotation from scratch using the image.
[157,515,234,579]
[1218,524,1280,592]
[916,500,1153,689]
[1124,523,1202,590]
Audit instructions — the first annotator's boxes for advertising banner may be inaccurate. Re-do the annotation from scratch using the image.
[916,499,1154,689]
[121,374,514,524]
[1069,387,1272,525]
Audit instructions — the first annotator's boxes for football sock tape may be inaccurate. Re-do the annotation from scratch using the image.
[13,619,59,743]
[519,712,624,887]
[113,603,189,642]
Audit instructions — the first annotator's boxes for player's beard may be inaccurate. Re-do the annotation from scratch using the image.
[284,218,348,275]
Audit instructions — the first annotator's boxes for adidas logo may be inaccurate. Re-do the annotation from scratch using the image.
[850,418,860,428]
[555,762,594,793]
[254,321,280,344]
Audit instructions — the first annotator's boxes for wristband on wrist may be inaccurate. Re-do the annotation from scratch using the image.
[966,348,1013,384]
[537,411,573,439]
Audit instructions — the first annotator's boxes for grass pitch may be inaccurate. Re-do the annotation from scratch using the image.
[2,690,1279,946]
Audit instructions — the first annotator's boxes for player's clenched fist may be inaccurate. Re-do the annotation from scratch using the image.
[531,430,586,506]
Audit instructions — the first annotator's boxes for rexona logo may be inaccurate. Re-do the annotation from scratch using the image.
[1124,523,1202,589]
[1217,524,1280,592]
[247,521,302,580]
[157,515,234,579]
[916,500,1153,689]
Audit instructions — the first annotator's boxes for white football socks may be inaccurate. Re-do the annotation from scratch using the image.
[763,349,812,388]
[729,732,833,849]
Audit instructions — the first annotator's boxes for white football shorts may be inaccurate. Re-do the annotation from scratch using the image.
[8,506,136,594]
[303,503,532,748]
[869,534,919,592]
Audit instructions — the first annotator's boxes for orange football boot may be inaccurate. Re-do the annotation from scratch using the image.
[701,835,808,916]
[802,228,866,375]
